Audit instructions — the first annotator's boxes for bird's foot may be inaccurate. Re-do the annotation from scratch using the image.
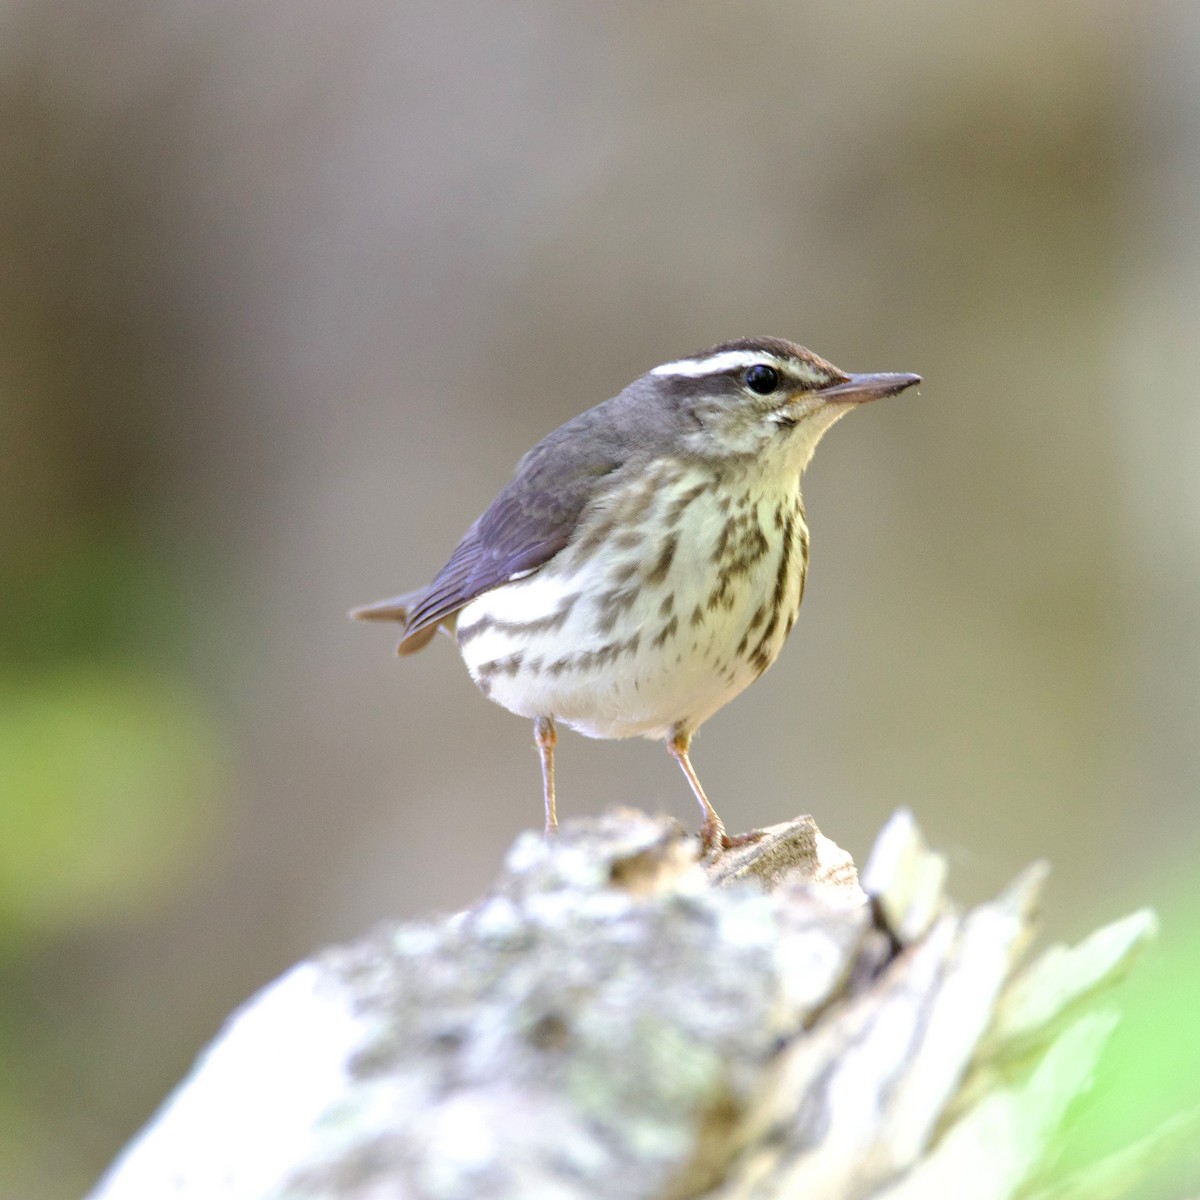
[699,818,765,857]
[722,829,766,849]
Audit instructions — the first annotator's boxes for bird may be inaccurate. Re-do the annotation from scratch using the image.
[353,337,919,853]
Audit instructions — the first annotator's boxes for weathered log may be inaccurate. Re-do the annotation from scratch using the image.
[89,808,1167,1200]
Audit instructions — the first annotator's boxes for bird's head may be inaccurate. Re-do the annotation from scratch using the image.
[647,336,920,470]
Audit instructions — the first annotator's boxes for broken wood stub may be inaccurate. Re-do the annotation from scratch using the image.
[89,807,1166,1200]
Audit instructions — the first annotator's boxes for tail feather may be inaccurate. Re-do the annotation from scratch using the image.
[348,592,419,623]
[395,625,438,655]
[349,590,442,656]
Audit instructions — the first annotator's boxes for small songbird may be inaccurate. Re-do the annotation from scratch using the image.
[353,337,919,852]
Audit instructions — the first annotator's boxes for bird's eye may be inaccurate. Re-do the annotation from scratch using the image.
[744,364,780,394]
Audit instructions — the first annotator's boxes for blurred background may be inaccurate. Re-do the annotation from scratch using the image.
[2,1,1199,1195]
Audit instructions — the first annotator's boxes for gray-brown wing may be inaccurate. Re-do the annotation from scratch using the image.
[399,429,628,644]
[356,374,689,652]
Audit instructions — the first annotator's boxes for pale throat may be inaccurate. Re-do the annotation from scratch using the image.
[681,401,851,474]
[787,403,852,474]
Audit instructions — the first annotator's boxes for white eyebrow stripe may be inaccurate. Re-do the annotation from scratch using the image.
[651,350,782,378]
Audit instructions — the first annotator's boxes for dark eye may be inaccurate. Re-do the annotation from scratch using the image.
[744,364,779,394]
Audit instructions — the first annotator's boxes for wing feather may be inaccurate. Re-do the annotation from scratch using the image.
[400,441,625,640]
[356,373,686,650]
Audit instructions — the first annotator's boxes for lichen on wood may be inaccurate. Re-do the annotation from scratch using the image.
[89,807,1169,1200]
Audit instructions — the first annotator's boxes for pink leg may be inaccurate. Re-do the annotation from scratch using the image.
[534,716,558,836]
[667,727,726,853]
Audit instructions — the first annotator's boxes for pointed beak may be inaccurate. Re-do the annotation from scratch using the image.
[817,372,921,404]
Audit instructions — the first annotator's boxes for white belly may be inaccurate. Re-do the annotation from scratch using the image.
[455,466,809,741]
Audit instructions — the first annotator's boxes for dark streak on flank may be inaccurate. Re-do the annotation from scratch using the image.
[476,652,523,678]
[646,533,678,585]
[457,594,579,647]
[748,508,795,675]
[664,481,708,525]
[610,559,640,587]
[712,517,735,564]
[706,518,769,612]
[572,515,616,559]
[652,615,679,648]
[594,584,641,635]
[527,633,642,681]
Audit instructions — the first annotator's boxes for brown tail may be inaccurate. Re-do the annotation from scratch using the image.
[349,592,439,656]
[349,593,418,622]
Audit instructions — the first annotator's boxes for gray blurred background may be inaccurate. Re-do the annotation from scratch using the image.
[3,2,1199,1196]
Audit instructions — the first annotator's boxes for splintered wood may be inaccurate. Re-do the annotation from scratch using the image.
[89,809,1170,1200]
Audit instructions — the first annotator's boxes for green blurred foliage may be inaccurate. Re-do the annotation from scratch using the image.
[0,664,225,934]
[1,2,1198,1197]
[1058,892,1200,1196]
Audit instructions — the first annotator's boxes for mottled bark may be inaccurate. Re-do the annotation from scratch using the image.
[90,808,1170,1200]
